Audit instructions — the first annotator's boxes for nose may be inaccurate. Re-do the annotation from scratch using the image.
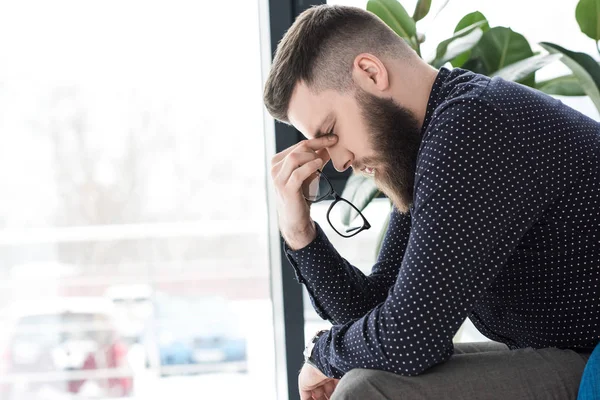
[326,148,353,172]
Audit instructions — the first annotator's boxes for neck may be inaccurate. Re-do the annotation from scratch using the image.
[389,61,439,129]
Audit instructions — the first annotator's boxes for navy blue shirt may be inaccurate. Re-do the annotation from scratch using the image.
[284,67,600,378]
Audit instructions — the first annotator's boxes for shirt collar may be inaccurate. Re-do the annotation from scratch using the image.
[420,67,451,135]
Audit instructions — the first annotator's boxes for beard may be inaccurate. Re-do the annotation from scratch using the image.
[354,87,423,214]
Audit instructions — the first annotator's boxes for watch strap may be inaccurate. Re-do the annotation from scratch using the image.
[303,329,328,367]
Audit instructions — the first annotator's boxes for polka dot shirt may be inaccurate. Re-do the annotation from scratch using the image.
[284,67,600,378]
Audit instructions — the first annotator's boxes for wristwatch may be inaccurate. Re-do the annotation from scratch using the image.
[303,329,329,369]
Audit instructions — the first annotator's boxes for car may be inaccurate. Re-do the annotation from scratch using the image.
[0,297,134,399]
[146,293,247,375]
[104,284,154,345]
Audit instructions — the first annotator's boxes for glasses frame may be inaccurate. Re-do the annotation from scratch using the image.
[304,169,371,238]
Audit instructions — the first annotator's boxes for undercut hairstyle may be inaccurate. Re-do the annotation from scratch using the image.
[263,4,416,123]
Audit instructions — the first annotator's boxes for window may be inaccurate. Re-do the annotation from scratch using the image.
[0,2,276,399]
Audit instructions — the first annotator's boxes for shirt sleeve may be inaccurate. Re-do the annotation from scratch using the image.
[310,98,550,378]
[284,206,412,325]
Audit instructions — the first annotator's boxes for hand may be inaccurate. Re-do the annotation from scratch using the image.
[299,363,340,400]
[271,135,338,250]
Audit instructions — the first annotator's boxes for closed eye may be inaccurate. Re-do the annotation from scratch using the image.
[326,124,335,137]
[315,123,335,139]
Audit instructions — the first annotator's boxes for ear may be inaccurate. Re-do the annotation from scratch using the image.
[352,53,390,93]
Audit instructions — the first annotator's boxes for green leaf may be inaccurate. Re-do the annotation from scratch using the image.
[454,11,490,33]
[367,0,417,43]
[576,0,600,41]
[460,56,485,72]
[492,53,562,83]
[536,74,586,96]
[451,50,471,68]
[435,29,483,68]
[431,20,486,67]
[540,42,600,111]
[339,174,380,225]
[445,12,489,68]
[431,12,488,68]
[413,0,432,22]
[469,27,534,85]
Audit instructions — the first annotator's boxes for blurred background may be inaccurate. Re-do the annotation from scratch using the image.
[0,0,597,399]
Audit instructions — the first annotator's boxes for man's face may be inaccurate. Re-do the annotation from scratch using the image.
[288,81,422,213]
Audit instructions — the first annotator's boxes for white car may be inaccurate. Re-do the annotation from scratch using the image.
[104,284,154,343]
[0,297,134,399]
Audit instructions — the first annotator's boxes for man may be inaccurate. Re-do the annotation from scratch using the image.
[264,4,600,400]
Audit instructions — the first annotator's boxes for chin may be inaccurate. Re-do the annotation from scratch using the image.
[374,176,412,215]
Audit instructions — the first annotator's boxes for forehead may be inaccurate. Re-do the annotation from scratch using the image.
[288,81,338,139]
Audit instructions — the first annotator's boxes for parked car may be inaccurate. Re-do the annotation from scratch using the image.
[0,297,134,399]
[147,293,247,374]
[104,284,154,344]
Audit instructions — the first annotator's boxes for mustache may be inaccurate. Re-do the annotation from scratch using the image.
[351,165,375,177]
[351,157,380,174]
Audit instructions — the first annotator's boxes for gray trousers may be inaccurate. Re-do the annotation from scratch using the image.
[331,341,592,400]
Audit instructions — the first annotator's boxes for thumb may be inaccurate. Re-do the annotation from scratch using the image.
[315,148,331,167]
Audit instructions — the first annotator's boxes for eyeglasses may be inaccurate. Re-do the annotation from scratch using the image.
[302,169,371,238]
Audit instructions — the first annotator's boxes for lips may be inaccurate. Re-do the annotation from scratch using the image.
[361,166,375,175]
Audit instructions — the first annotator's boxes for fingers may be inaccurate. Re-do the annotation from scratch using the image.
[322,380,337,398]
[304,134,338,151]
[271,135,337,168]
[271,136,336,192]
[300,376,339,400]
[300,390,313,400]
[310,386,328,400]
[315,148,331,167]
[286,158,324,194]
[275,150,321,179]
[278,151,323,188]
[271,140,305,167]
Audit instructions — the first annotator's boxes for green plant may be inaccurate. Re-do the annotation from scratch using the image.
[341,0,599,256]
[536,0,600,111]
[538,43,600,109]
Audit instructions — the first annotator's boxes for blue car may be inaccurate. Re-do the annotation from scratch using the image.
[147,294,247,374]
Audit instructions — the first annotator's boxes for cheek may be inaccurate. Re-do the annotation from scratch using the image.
[353,130,371,148]
[347,134,372,157]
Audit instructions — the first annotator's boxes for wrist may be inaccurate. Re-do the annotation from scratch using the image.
[303,329,328,371]
[284,220,316,250]
[302,360,328,380]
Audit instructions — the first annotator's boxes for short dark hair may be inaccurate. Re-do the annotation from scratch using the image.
[263,4,415,123]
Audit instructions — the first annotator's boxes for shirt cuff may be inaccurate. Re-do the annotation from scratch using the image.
[311,329,343,379]
[282,221,334,285]
[282,222,338,321]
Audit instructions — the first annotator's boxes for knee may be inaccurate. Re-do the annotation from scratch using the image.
[331,369,387,400]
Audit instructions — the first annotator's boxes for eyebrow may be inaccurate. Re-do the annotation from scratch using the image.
[313,113,333,139]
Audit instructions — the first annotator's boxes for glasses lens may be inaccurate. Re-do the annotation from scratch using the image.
[328,199,366,236]
[302,170,331,202]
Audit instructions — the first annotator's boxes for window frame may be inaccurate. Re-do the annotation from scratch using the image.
[262,1,326,400]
